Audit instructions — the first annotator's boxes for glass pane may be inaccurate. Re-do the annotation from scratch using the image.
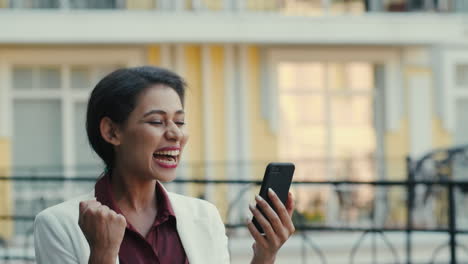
[74,103,102,174]
[331,93,375,180]
[296,63,324,90]
[279,125,326,157]
[12,100,63,228]
[12,67,33,90]
[280,0,324,16]
[198,0,223,10]
[278,63,296,91]
[331,95,373,125]
[279,62,324,91]
[280,91,327,181]
[71,66,92,89]
[328,63,346,91]
[13,100,62,172]
[455,0,468,13]
[332,127,376,180]
[69,0,117,8]
[455,99,468,144]
[93,65,121,84]
[330,0,366,15]
[38,66,61,89]
[456,64,468,88]
[281,94,324,125]
[279,92,327,157]
[348,62,374,91]
[15,0,60,8]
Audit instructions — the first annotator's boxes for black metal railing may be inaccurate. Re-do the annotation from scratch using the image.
[2,146,468,263]
[2,0,465,14]
[0,179,467,263]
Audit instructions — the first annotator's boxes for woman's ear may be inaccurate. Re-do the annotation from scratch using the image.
[99,117,122,146]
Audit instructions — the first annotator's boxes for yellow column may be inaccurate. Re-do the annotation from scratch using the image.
[126,0,155,9]
[433,118,452,148]
[0,138,13,240]
[385,65,449,225]
[245,0,277,11]
[385,120,409,181]
[209,45,229,219]
[247,46,278,180]
[147,45,161,66]
[201,0,223,10]
[183,45,204,198]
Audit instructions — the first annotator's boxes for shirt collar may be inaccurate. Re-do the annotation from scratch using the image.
[94,173,176,228]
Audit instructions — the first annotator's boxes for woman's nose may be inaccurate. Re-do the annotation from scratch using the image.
[165,122,183,141]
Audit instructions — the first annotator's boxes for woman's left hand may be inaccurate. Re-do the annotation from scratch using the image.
[247,189,295,264]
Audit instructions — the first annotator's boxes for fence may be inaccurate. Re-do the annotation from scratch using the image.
[2,146,468,263]
[3,0,465,14]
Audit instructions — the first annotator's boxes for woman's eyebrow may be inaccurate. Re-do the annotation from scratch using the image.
[143,109,185,117]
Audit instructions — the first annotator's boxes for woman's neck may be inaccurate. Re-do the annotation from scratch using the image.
[110,168,158,213]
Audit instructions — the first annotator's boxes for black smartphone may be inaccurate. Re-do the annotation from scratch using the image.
[252,162,295,234]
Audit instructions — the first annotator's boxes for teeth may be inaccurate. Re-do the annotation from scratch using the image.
[154,150,180,156]
[154,158,177,165]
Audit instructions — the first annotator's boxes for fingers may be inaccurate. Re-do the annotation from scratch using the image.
[246,220,267,248]
[79,200,101,214]
[267,189,295,234]
[79,200,101,225]
[249,204,279,244]
[254,195,289,241]
[115,213,127,226]
[79,200,123,225]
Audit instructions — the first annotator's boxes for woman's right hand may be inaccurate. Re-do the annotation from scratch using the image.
[78,200,126,264]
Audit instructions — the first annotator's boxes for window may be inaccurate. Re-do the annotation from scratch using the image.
[10,64,122,236]
[278,62,377,182]
[455,98,468,144]
[453,63,468,145]
[277,60,381,225]
[455,64,468,88]
[68,0,120,9]
[11,0,60,8]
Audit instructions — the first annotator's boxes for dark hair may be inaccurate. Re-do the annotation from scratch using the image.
[86,66,186,171]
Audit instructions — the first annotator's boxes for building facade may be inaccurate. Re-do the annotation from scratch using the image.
[0,0,467,245]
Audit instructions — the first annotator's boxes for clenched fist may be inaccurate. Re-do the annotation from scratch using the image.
[78,200,126,263]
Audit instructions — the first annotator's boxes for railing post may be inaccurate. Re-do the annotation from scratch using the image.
[448,181,457,264]
[406,156,414,264]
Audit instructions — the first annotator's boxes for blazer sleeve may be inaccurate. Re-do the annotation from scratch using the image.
[34,211,79,264]
[209,204,230,264]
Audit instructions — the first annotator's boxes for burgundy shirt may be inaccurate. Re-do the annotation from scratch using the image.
[95,174,189,264]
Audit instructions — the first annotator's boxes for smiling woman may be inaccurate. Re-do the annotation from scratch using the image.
[33,66,295,264]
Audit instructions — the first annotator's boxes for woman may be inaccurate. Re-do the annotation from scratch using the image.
[34,66,295,264]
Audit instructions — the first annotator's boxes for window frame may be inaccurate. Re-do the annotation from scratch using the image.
[265,47,402,226]
[441,50,468,135]
[0,47,143,240]
[265,47,402,172]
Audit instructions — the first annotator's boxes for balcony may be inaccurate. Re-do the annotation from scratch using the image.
[3,0,468,14]
[1,0,468,44]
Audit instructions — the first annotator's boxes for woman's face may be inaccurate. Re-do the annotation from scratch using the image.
[114,84,188,182]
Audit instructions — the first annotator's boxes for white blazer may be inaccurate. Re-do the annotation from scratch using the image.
[34,190,230,264]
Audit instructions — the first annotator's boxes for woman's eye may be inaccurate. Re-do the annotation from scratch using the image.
[175,121,186,126]
[149,121,163,125]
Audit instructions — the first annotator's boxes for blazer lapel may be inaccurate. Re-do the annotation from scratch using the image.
[167,192,213,264]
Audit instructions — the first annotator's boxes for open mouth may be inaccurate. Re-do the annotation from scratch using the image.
[153,149,180,168]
